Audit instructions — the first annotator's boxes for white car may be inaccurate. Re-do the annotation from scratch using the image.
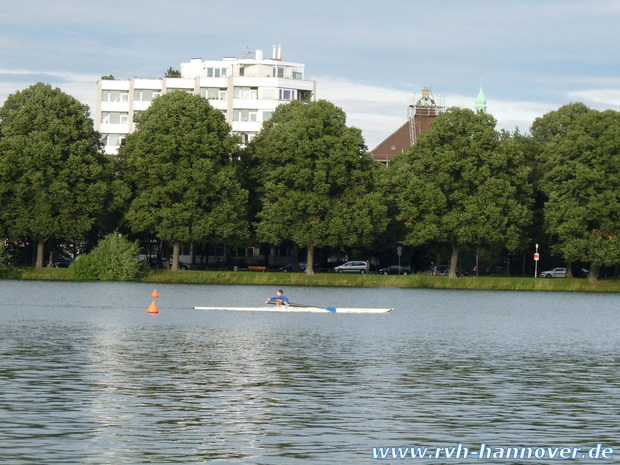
[539,267,567,278]
[333,261,369,274]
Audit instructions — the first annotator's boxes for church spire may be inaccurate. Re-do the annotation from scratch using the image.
[475,81,487,113]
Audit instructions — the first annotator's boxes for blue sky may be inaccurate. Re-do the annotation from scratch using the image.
[1,0,619,149]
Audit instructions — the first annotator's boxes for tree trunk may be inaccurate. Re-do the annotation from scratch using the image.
[35,237,46,269]
[449,245,459,279]
[305,245,315,276]
[588,263,599,283]
[566,261,574,278]
[171,241,181,271]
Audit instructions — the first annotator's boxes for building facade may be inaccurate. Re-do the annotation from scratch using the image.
[95,45,316,154]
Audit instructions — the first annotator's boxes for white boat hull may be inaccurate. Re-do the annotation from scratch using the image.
[193,306,392,314]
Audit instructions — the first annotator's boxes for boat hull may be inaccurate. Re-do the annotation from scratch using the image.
[193,306,392,314]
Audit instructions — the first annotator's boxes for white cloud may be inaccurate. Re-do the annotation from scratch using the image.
[315,77,553,147]
[3,69,617,151]
[0,69,99,113]
[567,89,620,107]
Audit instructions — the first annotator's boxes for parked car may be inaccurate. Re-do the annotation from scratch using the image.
[149,257,190,270]
[437,265,468,277]
[46,255,73,268]
[573,268,592,278]
[333,261,369,274]
[539,267,566,278]
[378,265,410,275]
[279,262,307,272]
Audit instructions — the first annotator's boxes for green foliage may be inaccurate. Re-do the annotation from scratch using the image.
[71,233,144,281]
[532,105,620,273]
[0,242,22,279]
[0,83,110,267]
[118,91,250,270]
[248,100,387,274]
[386,107,533,277]
[164,67,181,77]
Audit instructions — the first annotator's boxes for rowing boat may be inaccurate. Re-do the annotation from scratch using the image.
[193,306,392,314]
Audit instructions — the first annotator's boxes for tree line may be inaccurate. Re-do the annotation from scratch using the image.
[0,83,618,281]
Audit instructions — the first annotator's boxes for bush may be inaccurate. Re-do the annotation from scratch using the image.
[71,233,145,281]
[0,242,22,279]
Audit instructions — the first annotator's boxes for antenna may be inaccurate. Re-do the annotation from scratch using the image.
[241,45,253,59]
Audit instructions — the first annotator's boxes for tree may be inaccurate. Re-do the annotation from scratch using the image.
[532,105,620,281]
[387,107,532,278]
[118,91,249,271]
[0,83,110,268]
[165,67,181,78]
[248,100,387,275]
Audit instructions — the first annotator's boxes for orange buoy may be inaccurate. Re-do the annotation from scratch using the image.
[147,300,159,314]
[151,289,160,298]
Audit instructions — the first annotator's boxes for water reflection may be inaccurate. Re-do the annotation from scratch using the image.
[0,281,618,464]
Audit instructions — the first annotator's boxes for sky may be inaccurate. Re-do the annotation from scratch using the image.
[1,0,619,149]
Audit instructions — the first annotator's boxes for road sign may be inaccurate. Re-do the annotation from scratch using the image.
[534,253,540,261]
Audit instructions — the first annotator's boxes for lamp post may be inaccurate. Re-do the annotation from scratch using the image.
[534,244,540,278]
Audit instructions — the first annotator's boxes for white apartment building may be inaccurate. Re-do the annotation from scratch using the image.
[95,45,316,154]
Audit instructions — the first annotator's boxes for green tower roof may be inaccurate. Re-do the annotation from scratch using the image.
[475,84,487,113]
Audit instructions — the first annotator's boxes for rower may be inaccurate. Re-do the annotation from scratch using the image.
[265,289,289,307]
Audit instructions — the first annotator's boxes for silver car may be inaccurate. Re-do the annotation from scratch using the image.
[539,267,566,278]
[333,261,369,274]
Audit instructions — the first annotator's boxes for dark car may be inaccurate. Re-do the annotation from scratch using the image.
[279,262,307,272]
[378,265,410,275]
[438,265,468,277]
[573,268,590,278]
[149,257,189,270]
[46,256,73,267]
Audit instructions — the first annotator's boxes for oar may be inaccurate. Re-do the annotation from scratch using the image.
[288,302,337,313]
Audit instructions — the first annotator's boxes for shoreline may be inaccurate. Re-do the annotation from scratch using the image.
[13,268,620,293]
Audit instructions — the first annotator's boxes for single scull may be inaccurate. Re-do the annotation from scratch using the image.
[193,306,392,314]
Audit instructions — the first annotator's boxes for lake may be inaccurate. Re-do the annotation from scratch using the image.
[0,280,618,464]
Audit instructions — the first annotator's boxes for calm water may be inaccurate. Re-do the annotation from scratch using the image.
[0,280,618,464]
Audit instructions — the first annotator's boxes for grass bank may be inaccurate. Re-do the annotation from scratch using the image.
[17,267,620,292]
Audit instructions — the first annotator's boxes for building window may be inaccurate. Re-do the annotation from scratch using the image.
[233,132,254,144]
[230,246,256,257]
[134,89,161,102]
[263,111,273,121]
[102,134,124,147]
[233,109,257,122]
[233,87,258,99]
[276,246,292,257]
[274,67,285,78]
[278,89,296,101]
[101,112,129,124]
[262,88,276,99]
[101,90,129,102]
[207,67,227,78]
[200,87,226,100]
[298,90,312,102]
[166,88,193,94]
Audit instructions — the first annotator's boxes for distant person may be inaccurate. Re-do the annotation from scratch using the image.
[265,289,289,307]
[47,251,54,268]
